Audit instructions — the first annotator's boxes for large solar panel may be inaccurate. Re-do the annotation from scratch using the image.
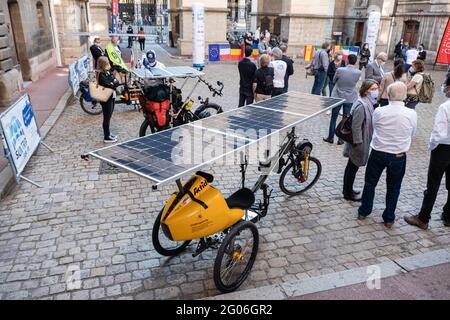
[89,91,344,185]
[132,66,205,79]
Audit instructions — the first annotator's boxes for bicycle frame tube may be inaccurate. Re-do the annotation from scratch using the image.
[251,129,297,193]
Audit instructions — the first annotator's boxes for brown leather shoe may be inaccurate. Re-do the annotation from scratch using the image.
[404,215,428,230]
[357,215,366,220]
[384,222,394,229]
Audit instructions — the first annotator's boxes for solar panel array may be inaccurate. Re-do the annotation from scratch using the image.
[90,91,344,185]
[132,66,205,79]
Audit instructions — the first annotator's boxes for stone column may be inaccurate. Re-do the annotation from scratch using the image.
[236,0,246,29]
[176,0,228,56]
[250,0,258,32]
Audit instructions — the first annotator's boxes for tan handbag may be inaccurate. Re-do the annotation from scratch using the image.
[89,81,114,102]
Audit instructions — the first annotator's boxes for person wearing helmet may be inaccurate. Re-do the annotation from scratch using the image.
[142,49,165,69]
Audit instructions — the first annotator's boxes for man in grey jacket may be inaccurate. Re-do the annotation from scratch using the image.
[311,42,331,95]
[324,54,362,144]
[365,52,387,84]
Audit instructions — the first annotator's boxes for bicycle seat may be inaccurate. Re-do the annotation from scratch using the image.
[226,188,255,210]
[196,171,214,183]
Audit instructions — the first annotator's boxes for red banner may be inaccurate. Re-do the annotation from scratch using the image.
[112,0,118,16]
[436,18,450,64]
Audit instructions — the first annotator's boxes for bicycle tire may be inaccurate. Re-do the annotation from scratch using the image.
[79,94,102,115]
[213,220,259,293]
[279,156,322,196]
[139,118,156,137]
[193,103,223,119]
[152,210,191,257]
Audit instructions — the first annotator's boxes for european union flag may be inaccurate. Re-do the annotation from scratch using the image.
[209,44,220,62]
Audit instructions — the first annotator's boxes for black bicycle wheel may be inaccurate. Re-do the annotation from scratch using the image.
[213,220,259,293]
[152,210,191,256]
[139,118,156,137]
[79,94,102,115]
[279,156,322,196]
[193,103,223,119]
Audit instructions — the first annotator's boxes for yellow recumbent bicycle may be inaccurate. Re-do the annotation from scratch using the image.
[152,127,322,293]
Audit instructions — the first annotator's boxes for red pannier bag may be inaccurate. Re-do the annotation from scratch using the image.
[139,97,171,127]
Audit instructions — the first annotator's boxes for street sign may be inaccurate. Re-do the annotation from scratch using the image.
[0,94,41,180]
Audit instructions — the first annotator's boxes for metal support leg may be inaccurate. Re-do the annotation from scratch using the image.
[19,175,42,188]
[40,141,55,153]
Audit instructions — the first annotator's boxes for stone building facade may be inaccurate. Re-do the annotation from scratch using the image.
[168,0,228,56]
[0,0,109,108]
[244,0,449,61]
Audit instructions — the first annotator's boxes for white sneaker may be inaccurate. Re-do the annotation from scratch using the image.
[104,136,118,143]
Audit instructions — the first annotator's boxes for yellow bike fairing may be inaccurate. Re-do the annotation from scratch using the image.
[161,175,245,241]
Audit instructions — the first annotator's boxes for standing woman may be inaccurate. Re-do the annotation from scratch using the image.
[359,43,371,70]
[138,27,146,51]
[97,56,121,143]
[378,59,407,107]
[342,79,379,201]
[405,59,425,109]
[327,50,346,96]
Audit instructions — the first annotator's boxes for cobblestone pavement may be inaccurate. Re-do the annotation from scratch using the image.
[0,46,449,300]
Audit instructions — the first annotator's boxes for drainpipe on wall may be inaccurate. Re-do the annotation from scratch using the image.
[386,0,399,58]
[48,0,62,66]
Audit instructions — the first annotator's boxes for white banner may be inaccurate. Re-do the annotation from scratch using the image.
[365,11,381,62]
[0,94,41,177]
[192,3,205,68]
[68,55,90,95]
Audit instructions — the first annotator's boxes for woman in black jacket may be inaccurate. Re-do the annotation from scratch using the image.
[97,56,121,143]
[359,43,371,70]
[326,50,346,96]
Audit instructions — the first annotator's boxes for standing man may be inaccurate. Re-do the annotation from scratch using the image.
[238,46,257,107]
[311,42,331,95]
[254,27,261,44]
[323,54,361,145]
[89,36,104,70]
[280,43,294,93]
[365,52,387,84]
[404,75,450,229]
[357,82,417,228]
[127,25,134,48]
[405,45,419,72]
[269,48,287,97]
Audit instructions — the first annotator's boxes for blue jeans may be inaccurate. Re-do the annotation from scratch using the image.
[311,70,327,95]
[328,80,335,97]
[358,150,407,223]
[327,102,352,140]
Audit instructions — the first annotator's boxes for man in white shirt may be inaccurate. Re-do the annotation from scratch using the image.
[269,48,287,97]
[405,46,418,73]
[405,76,450,229]
[358,81,417,228]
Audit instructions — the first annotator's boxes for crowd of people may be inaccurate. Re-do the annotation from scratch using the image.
[237,42,294,106]
[303,39,448,230]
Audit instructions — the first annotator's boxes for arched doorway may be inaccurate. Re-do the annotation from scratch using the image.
[403,20,420,47]
[7,0,29,80]
[261,16,270,33]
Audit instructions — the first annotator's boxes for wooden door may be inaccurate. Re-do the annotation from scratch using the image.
[403,20,420,46]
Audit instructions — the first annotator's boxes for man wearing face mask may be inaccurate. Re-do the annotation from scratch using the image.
[365,52,387,84]
[404,75,450,230]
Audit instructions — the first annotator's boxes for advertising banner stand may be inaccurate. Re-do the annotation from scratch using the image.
[0,94,54,188]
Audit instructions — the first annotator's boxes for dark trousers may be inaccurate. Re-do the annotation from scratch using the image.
[238,93,254,107]
[272,88,283,97]
[101,97,115,139]
[311,70,326,95]
[139,39,145,51]
[343,158,359,195]
[328,80,335,97]
[358,150,407,223]
[418,144,450,223]
[128,37,133,48]
[327,102,352,140]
